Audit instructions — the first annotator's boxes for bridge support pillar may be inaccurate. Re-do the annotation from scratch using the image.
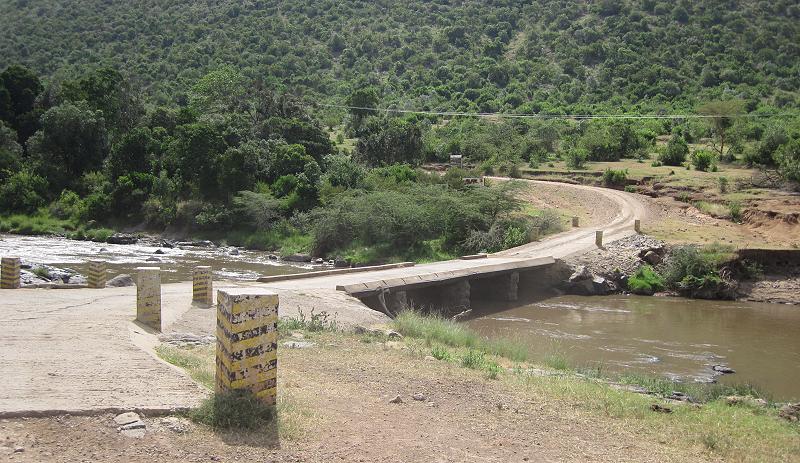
[441,280,470,312]
[385,290,408,314]
[470,271,519,302]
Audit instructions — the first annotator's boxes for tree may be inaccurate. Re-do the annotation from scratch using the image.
[164,123,227,198]
[189,66,249,115]
[355,117,423,167]
[347,87,379,131]
[61,67,144,136]
[0,65,43,143]
[0,170,47,214]
[697,100,746,159]
[0,121,22,179]
[27,103,108,193]
[105,127,156,179]
[775,138,800,185]
[217,139,271,195]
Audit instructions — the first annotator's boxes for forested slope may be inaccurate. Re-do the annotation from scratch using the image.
[1,0,798,112]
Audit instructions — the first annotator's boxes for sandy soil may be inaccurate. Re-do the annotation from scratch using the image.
[0,336,716,463]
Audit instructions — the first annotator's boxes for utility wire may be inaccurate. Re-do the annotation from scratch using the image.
[314,102,798,120]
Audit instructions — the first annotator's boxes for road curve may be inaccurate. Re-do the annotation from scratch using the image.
[492,178,651,259]
[261,179,651,292]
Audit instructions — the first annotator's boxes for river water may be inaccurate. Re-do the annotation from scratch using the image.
[0,233,309,283]
[469,295,800,401]
[3,234,798,401]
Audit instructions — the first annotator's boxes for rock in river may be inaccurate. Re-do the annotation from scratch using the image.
[107,274,134,287]
[107,233,138,245]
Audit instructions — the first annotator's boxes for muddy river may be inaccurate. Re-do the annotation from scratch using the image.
[3,234,798,401]
[469,295,800,401]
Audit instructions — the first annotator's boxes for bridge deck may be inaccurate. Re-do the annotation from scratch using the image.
[336,256,555,297]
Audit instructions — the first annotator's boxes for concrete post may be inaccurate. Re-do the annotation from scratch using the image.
[572,216,579,227]
[87,260,107,289]
[595,230,604,248]
[1,257,21,289]
[441,280,471,312]
[136,267,161,330]
[634,219,641,233]
[192,266,213,306]
[216,289,279,405]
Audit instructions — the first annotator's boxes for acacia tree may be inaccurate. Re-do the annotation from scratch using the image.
[697,100,745,160]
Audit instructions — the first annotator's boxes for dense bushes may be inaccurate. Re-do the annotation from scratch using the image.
[663,245,737,299]
[691,150,716,172]
[627,265,665,295]
[602,168,628,186]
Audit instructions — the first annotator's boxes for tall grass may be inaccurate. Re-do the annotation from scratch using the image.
[392,310,528,362]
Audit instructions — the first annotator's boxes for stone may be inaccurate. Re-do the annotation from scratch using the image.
[412,393,426,401]
[314,258,324,264]
[160,417,188,433]
[107,233,138,245]
[177,240,215,247]
[13,447,24,453]
[120,428,146,438]
[283,253,312,262]
[387,330,403,339]
[725,396,767,408]
[389,395,403,404]
[154,249,165,254]
[451,309,473,322]
[650,404,672,414]
[282,341,315,349]
[712,364,736,374]
[106,274,134,287]
[568,266,592,283]
[334,259,349,268]
[228,248,240,256]
[642,250,662,265]
[268,254,279,260]
[779,403,800,422]
[114,412,141,426]
[120,420,146,431]
[146,257,161,262]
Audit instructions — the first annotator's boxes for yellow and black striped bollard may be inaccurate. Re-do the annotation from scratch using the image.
[1,257,21,289]
[87,260,107,289]
[192,266,213,306]
[216,289,279,405]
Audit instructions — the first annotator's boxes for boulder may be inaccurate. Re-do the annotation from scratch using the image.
[108,233,138,245]
[145,257,161,262]
[283,253,312,263]
[779,403,800,422]
[712,364,736,374]
[228,248,240,256]
[154,249,165,255]
[107,274,134,287]
[176,240,215,248]
[334,258,349,268]
[267,254,279,260]
[314,257,324,264]
[642,250,662,265]
[568,266,592,283]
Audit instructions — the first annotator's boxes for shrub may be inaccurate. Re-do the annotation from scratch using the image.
[431,345,452,361]
[602,168,628,186]
[460,349,486,369]
[718,176,729,193]
[624,185,637,193]
[627,265,665,295]
[564,148,588,169]
[659,135,688,166]
[691,149,716,172]
[728,201,742,222]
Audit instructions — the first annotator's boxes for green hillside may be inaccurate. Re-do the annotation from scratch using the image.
[1,0,798,112]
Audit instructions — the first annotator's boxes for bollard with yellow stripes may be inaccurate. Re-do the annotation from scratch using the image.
[87,260,107,289]
[634,219,641,233]
[595,230,604,248]
[1,257,21,289]
[215,289,279,405]
[136,267,161,330]
[192,266,213,306]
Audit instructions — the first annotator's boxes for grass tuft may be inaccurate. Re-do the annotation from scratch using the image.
[189,390,275,430]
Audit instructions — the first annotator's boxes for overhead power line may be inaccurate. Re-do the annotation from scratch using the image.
[314,103,797,120]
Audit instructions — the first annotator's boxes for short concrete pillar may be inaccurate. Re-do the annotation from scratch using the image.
[216,289,279,405]
[595,230,604,247]
[634,219,641,233]
[192,266,213,306]
[572,216,579,227]
[87,260,107,289]
[1,257,21,289]
[136,267,161,330]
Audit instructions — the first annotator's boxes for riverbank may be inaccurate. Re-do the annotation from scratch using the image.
[5,318,797,462]
[563,234,800,305]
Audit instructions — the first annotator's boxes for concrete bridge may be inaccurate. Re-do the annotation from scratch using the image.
[256,180,650,314]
